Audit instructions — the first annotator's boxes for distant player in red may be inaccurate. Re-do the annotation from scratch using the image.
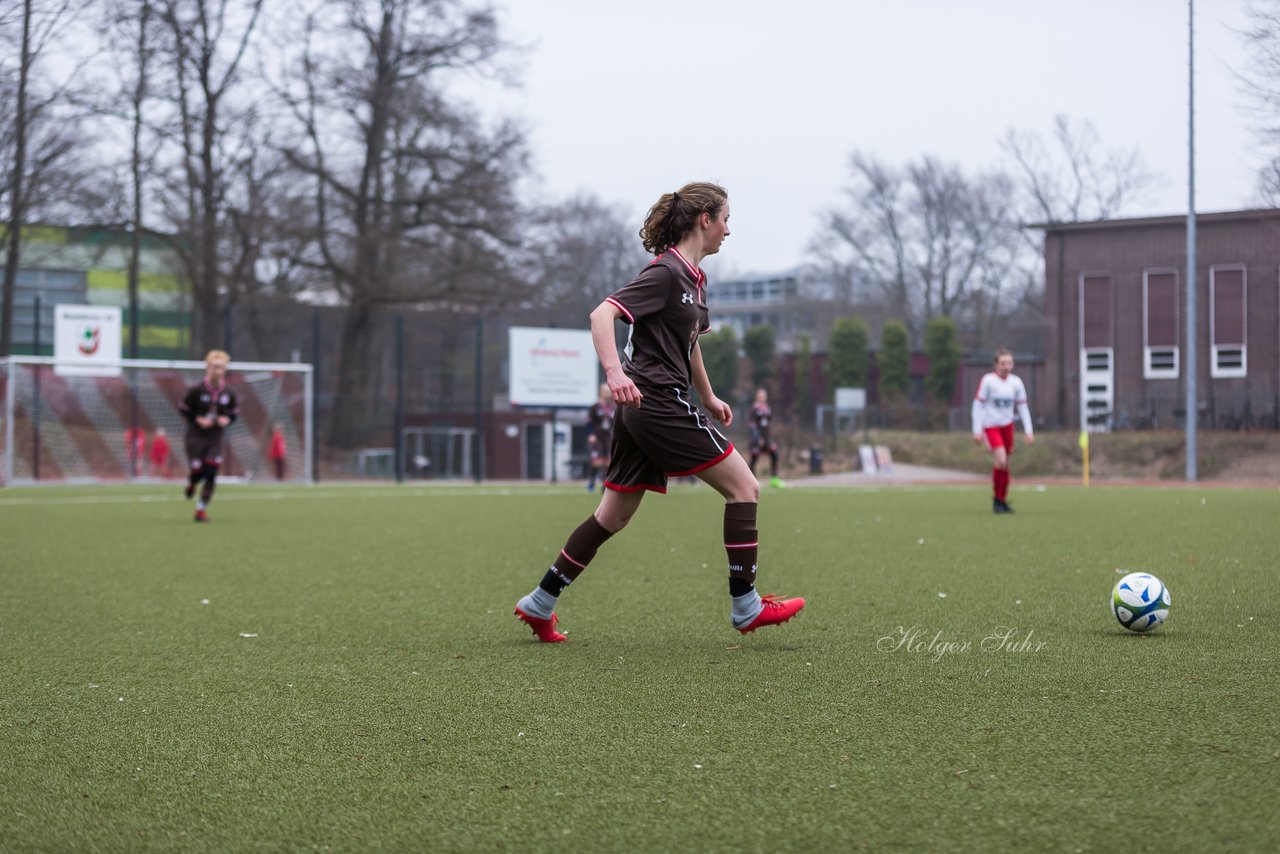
[178,350,240,522]
[149,427,171,477]
[972,348,1034,513]
[748,387,782,487]
[513,182,805,642]
[268,422,288,480]
[585,384,615,492]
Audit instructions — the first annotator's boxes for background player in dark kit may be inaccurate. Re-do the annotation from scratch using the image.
[748,387,783,488]
[585,383,615,492]
[514,182,805,642]
[178,350,240,522]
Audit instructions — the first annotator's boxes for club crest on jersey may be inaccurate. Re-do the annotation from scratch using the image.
[681,293,695,305]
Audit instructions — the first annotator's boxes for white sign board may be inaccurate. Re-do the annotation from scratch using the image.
[508,327,596,408]
[835,387,866,411]
[54,304,123,377]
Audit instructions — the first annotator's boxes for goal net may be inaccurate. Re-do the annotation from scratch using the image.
[1,357,313,486]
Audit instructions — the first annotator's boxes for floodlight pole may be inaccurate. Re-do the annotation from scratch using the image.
[394,313,404,483]
[474,312,484,483]
[1185,0,1198,481]
[310,307,321,484]
[32,295,41,480]
[3,358,13,485]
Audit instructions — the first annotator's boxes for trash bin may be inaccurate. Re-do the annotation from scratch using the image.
[809,445,823,475]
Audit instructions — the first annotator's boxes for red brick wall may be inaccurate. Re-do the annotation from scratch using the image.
[1043,211,1280,429]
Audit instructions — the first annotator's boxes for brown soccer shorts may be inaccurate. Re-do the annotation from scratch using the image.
[604,385,735,494]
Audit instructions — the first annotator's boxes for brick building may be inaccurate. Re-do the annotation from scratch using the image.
[1037,209,1280,431]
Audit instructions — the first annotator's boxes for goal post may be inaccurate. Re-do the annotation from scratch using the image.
[0,356,314,487]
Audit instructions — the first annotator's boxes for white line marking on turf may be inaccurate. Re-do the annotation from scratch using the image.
[0,487,584,507]
[0,481,996,508]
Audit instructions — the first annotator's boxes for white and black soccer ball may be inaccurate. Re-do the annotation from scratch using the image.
[1112,572,1171,633]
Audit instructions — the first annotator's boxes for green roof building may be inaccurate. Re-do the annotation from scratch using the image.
[2,224,191,358]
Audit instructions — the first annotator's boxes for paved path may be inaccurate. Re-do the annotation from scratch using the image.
[784,462,985,487]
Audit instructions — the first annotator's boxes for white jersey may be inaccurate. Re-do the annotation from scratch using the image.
[972,372,1033,435]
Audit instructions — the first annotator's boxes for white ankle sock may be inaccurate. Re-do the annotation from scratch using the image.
[731,590,762,628]
[518,587,557,620]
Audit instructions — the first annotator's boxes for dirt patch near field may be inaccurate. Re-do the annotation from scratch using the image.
[772,429,1280,483]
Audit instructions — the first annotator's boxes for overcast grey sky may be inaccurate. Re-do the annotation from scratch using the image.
[489,0,1260,277]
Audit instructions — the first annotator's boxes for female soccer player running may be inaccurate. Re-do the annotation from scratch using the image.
[514,182,806,642]
[972,348,1034,513]
[748,387,783,488]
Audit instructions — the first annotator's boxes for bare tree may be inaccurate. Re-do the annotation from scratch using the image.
[1001,114,1153,225]
[1239,0,1280,204]
[1002,114,1153,419]
[0,0,35,357]
[153,0,265,354]
[89,0,164,357]
[275,0,529,444]
[123,0,156,359]
[0,0,91,355]
[1258,157,1280,206]
[527,193,649,323]
[813,152,1021,346]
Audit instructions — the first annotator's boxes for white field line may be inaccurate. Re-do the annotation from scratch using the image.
[0,486,617,507]
[0,482,994,507]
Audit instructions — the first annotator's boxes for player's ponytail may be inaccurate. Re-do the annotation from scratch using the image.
[639,181,728,255]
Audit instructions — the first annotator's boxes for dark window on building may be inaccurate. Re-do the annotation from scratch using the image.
[1080,274,1113,349]
[1143,270,1179,379]
[1211,266,1246,377]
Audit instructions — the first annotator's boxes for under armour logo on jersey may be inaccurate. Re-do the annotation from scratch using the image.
[681,293,695,305]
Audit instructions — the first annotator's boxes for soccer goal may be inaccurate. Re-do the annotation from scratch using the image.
[0,357,313,486]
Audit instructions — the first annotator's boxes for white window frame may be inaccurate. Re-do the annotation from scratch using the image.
[1145,346,1179,379]
[1077,272,1113,351]
[1079,347,1114,433]
[1212,345,1246,376]
[1209,265,1247,379]
[1142,269,1180,380]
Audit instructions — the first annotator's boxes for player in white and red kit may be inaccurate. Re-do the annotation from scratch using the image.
[972,348,1034,513]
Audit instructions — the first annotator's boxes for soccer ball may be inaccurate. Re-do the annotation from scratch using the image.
[1111,572,1171,633]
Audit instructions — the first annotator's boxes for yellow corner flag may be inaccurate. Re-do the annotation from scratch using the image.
[1079,431,1090,487]
[1078,431,1089,450]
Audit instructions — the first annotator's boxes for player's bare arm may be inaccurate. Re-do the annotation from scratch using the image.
[590,301,642,409]
[690,340,732,426]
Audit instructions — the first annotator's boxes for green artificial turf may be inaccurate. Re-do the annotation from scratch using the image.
[1,482,1277,852]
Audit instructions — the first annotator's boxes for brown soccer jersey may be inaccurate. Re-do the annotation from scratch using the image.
[604,247,711,393]
[601,248,732,493]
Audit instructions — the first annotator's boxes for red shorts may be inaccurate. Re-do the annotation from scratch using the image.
[983,424,1015,454]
